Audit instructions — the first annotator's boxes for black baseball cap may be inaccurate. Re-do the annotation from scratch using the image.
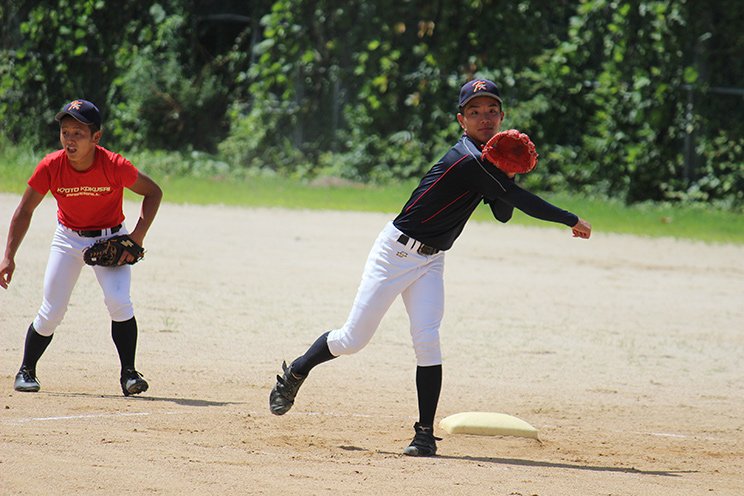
[458,79,502,109]
[55,99,102,129]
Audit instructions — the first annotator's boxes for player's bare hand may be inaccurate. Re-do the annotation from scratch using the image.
[117,252,134,265]
[118,230,145,265]
[0,258,15,289]
[571,218,592,239]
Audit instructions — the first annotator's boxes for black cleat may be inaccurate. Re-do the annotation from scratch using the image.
[403,422,441,457]
[120,368,148,396]
[269,361,306,415]
[14,366,41,392]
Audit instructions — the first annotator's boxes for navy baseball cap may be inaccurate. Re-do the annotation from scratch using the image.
[55,99,102,129]
[458,79,502,108]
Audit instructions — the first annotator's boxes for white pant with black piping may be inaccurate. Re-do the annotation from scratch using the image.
[33,223,135,336]
[327,221,445,367]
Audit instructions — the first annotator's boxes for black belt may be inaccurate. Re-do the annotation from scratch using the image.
[74,224,122,238]
[397,234,440,256]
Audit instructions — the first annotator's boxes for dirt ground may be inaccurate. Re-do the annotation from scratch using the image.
[1,192,742,496]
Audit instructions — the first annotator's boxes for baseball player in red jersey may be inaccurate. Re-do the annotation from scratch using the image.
[269,79,591,456]
[0,99,162,396]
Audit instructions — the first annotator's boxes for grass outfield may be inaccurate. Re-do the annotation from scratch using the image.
[1,148,742,245]
[144,175,744,245]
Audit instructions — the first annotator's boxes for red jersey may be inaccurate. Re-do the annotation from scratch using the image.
[28,146,139,230]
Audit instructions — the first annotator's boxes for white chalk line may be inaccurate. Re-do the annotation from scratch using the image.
[646,432,688,439]
[2,410,182,425]
[2,409,396,426]
[628,430,726,442]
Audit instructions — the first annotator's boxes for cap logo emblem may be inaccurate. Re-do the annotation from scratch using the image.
[473,80,488,92]
[68,100,83,111]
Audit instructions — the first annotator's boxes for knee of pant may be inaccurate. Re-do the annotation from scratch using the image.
[412,331,442,367]
[413,341,442,367]
[327,333,369,356]
[33,315,59,337]
[105,299,134,322]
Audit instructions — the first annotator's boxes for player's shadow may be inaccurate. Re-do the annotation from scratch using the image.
[372,449,695,477]
[46,391,243,407]
[424,453,696,477]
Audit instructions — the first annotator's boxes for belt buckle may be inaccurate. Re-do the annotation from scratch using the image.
[399,233,438,256]
[417,244,438,256]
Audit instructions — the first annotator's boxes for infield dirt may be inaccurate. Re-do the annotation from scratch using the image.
[1,193,742,495]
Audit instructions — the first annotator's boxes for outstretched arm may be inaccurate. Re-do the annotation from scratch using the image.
[1,186,45,289]
[498,185,591,239]
[499,185,577,226]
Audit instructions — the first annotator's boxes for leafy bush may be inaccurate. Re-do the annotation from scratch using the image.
[107,4,231,152]
[681,132,744,210]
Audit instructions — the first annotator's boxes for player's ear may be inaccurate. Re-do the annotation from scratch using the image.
[92,129,103,144]
[456,113,465,129]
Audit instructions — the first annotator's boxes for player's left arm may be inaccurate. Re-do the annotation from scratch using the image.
[126,171,162,248]
[499,184,591,239]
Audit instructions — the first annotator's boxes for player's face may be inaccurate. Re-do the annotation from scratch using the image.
[59,117,101,169]
[457,96,504,146]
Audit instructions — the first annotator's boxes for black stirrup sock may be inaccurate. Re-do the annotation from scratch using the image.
[291,331,337,377]
[111,317,138,371]
[21,323,53,372]
[416,364,442,427]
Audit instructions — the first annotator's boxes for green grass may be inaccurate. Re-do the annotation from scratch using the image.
[152,175,416,212]
[148,175,744,245]
[1,144,742,245]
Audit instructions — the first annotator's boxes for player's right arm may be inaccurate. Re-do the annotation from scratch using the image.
[0,186,45,289]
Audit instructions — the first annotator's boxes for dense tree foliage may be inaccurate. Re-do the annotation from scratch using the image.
[1,0,742,208]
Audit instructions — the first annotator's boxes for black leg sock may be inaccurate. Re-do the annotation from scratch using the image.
[416,364,442,428]
[111,317,138,371]
[21,323,53,372]
[291,331,337,377]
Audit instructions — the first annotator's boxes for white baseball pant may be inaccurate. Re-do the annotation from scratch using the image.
[33,223,135,336]
[326,221,446,366]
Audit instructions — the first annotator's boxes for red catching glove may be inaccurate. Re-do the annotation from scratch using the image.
[481,129,539,175]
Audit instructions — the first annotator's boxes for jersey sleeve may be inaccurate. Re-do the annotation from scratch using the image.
[27,157,52,195]
[498,184,579,227]
[115,154,139,188]
[460,153,578,227]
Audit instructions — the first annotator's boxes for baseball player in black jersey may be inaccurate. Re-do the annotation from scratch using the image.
[270,79,592,456]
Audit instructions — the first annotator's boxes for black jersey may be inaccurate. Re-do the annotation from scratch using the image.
[393,134,579,251]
